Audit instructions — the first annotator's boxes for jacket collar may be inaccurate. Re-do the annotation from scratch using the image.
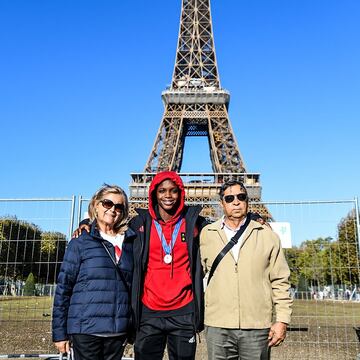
[207,216,263,247]
[135,208,149,218]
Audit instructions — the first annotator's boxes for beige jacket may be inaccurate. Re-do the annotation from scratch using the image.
[200,218,292,329]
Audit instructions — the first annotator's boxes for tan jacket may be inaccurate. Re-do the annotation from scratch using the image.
[200,218,292,329]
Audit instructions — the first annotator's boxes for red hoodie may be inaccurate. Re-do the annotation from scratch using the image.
[141,171,194,311]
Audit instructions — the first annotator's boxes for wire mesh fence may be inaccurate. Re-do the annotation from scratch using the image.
[265,200,360,359]
[0,197,359,359]
[0,198,74,356]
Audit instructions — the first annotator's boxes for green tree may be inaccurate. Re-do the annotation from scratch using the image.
[284,247,302,287]
[297,237,333,288]
[23,272,36,296]
[0,222,5,240]
[333,210,359,285]
[297,273,308,292]
[39,231,67,283]
[280,209,359,292]
[0,218,67,284]
[0,217,42,280]
[40,232,57,254]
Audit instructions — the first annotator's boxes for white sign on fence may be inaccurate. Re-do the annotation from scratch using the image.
[270,222,292,248]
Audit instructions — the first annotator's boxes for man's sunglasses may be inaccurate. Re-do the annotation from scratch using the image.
[223,193,248,204]
[100,199,125,213]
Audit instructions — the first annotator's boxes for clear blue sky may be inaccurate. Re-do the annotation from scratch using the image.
[1,0,359,207]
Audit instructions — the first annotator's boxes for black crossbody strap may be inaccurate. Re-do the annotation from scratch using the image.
[101,241,131,295]
[207,214,251,286]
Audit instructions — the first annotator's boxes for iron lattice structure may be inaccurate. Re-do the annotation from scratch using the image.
[130,0,271,220]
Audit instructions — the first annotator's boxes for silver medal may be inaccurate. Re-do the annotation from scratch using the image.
[164,254,172,264]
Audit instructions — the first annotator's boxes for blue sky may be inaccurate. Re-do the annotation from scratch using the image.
[1,0,359,209]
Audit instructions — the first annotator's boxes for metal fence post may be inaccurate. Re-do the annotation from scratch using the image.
[68,195,76,240]
[77,195,83,227]
[355,197,360,245]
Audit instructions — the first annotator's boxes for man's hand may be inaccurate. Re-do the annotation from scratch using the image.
[268,322,287,347]
[54,340,70,353]
[72,224,90,238]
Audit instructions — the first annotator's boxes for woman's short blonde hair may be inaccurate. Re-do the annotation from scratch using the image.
[88,184,129,234]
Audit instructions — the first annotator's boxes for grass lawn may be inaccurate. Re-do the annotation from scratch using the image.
[292,299,360,326]
[1,297,360,359]
[0,296,53,321]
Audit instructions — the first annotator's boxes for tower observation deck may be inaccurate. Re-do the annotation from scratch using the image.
[129,0,271,220]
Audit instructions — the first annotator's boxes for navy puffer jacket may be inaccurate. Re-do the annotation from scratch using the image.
[52,221,135,342]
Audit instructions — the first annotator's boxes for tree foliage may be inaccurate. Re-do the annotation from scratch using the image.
[39,231,67,283]
[23,272,36,296]
[334,209,359,285]
[0,217,42,279]
[0,222,5,240]
[299,237,333,287]
[284,209,360,289]
[0,217,66,284]
[283,247,301,287]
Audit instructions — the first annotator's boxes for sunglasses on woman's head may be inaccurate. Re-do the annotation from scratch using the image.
[100,199,125,213]
[223,193,247,204]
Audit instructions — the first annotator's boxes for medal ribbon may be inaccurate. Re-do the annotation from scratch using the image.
[154,217,182,256]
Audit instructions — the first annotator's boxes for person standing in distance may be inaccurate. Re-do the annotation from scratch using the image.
[200,180,293,360]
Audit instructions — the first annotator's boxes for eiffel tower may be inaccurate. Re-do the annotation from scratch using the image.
[129,0,271,220]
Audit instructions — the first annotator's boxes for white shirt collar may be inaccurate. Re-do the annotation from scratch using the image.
[221,215,247,232]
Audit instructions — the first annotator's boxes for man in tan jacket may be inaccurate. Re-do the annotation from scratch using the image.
[200,180,292,359]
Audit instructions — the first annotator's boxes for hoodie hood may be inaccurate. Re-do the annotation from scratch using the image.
[148,171,185,222]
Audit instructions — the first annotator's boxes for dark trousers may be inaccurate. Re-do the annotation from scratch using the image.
[134,313,196,360]
[71,334,127,360]
[205,326,270,360]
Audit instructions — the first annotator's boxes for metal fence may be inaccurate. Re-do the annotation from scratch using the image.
[0,197,359,359]
[0,198,75,357]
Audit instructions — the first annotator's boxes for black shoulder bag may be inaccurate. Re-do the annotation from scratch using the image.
[207,214,251,286]
[101,241,130,294]
[101,241,136,343]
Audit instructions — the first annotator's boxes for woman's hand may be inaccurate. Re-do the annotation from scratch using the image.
[54,340,70,353]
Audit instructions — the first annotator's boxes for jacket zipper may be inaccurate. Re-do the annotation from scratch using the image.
[135,219,145,330]
[235,261,241,327]
[188,207,203,334]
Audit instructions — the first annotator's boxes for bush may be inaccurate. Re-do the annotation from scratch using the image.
[23,273,36,296]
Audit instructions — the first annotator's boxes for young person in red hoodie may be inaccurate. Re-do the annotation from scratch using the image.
[130,171,207,360]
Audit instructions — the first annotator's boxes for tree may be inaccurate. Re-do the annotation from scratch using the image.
[288,210,360,289]
[39,231,67,283]
[296,237,333,288]
[0,222,5,240]
[333,209,359,286]
[0,217,67,284]
[0,217,42,280]
[284,247,302,287]
[23,272,36,296]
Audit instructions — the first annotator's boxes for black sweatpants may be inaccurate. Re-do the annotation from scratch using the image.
[134,313,196,360]
[71,334,127,360]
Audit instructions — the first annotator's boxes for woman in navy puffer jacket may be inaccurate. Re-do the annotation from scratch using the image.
[52,184,135,360]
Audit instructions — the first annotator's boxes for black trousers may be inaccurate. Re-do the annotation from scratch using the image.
[134,313,196,360]
[71,334,127,360]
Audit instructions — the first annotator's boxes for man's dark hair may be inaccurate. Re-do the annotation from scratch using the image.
[219,179,248,199]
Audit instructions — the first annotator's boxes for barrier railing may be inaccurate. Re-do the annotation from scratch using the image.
[0,196,359,359]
